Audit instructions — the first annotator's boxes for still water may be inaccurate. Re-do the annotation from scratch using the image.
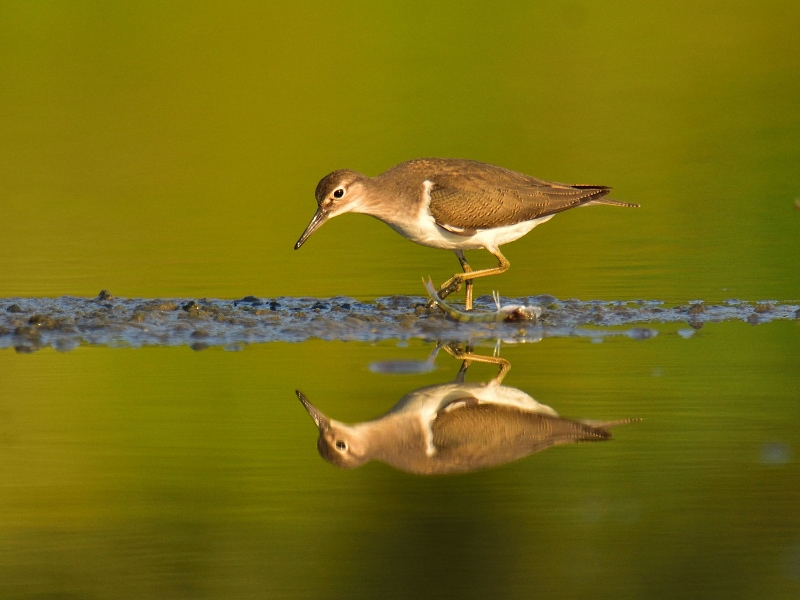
[1,1,799,598]
[1,321,799,598]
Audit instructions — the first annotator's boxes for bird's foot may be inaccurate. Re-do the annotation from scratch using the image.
[425,277,463,309]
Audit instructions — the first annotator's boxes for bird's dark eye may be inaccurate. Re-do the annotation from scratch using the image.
[333,188,344,199]
[335,440,346,451]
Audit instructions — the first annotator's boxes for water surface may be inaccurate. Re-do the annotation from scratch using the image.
[1,321,798,598]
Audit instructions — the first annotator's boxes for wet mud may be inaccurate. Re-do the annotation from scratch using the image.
[1,291,797,353]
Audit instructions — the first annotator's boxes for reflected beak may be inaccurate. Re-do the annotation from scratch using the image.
[296,390,330,432]
[294,207,330,250]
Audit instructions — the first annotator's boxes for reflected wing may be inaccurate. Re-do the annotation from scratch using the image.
[428,166,611,231]
[430,403,611,473]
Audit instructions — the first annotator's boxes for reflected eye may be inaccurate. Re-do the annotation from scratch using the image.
[335,440,346,451]
[333,188,345,199]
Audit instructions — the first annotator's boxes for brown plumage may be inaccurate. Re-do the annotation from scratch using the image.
[426,399,615,474]
[297,383,638,475]
[381,158,634,232]
[295,158,638,310]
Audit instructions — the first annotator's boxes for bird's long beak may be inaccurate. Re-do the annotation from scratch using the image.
[294,207,330,250]
[296,390,330,432]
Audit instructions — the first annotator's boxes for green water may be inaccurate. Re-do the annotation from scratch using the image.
[1,2,799,598]
[1,325,799,598]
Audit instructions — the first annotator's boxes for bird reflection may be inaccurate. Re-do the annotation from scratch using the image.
[297,344,637,475]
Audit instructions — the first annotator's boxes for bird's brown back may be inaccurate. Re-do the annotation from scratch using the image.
[426,401,613,474]
[401,158,612,230]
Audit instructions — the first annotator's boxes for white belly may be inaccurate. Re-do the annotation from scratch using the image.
[386,199,553,251]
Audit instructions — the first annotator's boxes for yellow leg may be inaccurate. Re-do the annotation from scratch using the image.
[442,342,511,385]
[455,251,474,310]
[436,248,510,308]
[427,253,467,309]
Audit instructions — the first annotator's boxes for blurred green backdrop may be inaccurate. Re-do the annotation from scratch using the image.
[1,0,798,302]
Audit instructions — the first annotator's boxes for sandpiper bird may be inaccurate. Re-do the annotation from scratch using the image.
[296,347,637,475]
[295,158,638,310]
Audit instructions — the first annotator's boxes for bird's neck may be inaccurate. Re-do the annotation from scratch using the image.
[347,177,421,228]
[354,414,430,467]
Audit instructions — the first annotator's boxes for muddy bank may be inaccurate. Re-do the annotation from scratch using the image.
[1,291,797,352]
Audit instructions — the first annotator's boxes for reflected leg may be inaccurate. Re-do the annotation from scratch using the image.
[443,342,510,385]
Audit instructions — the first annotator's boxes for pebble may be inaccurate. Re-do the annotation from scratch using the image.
[687,304,705,315]
[143,301,178,312]
[29,314,59,329]
[14,325,41,340]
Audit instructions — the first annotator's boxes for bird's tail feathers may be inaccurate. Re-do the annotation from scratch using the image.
[579,417,642,430]
[585,197,640,208]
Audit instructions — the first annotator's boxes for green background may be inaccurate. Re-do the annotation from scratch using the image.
[1,1,798,302]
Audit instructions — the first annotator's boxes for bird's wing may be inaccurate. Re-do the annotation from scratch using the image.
[428,403,612,473]
[428,167,611,231]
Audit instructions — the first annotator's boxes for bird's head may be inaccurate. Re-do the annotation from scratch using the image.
[296,390,369,468]
[294,170,369,249]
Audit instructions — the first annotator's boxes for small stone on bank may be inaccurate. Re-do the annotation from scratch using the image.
[687,303,705,315]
